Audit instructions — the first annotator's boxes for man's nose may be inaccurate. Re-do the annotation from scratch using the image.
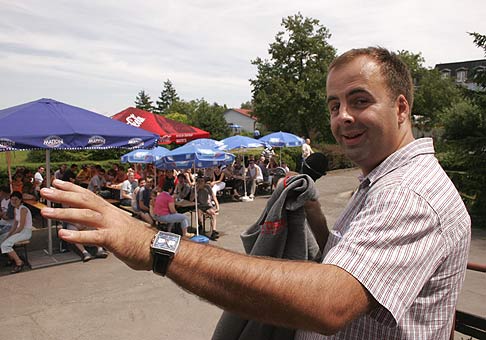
[336,105,355,124]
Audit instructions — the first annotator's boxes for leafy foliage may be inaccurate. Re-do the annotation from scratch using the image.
[134,90,154,112]
[250,13,336,142]
[154,79,179,115]
[440,100,483,140]
[189,99,230,140]
[397,50,464,131]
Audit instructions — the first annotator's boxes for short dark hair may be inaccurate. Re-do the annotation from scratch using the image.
[329,47,414,111]
[10,191,23,200]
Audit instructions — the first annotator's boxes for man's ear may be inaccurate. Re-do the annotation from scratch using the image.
[396,95,410,125]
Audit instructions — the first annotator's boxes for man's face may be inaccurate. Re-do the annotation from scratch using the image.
[326,56,410,175]
[39,167,45,173]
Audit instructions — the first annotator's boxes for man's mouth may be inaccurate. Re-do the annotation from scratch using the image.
[342,131,365,145]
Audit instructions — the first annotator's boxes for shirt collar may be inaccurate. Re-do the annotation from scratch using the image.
[358,138,435,187]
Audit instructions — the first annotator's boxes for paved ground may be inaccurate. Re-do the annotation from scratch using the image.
[0,168,484,339]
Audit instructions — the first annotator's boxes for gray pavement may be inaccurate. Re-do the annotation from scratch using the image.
[0,168,484,339]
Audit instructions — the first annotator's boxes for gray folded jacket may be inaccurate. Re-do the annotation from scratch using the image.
[212,174,321,340]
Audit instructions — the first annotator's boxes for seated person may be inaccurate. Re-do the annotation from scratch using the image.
[0,191,33,274]
[222,164,241,200]
[153,182,193,238]
[119,172,137,206]
[62,164,78,183]
[64,222,108,262]
[209,165,226,196]
[231,159,245,197]
[88,168,111,198]
[11,174,24,193]
[246,159,263,198]
[191,177,220,241]
[0,186,14,234]
[173,173,192,201]
[54,164,67,180]
[134,177,154,225]
[75,164,91,184]
[21,171,36,201]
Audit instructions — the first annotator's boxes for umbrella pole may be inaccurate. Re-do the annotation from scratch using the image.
[193,164,199,236]
[46,150,53,256]
[6,151,13,193]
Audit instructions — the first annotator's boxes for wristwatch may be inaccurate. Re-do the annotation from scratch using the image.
[150,231,181,276]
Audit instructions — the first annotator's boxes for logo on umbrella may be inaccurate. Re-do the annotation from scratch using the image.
[44,136,64,148]
[88,135,106,147]
[0,138,15,149]
[128,137,144,149]
[126,114,145,127]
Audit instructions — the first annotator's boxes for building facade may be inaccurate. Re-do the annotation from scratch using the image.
[435,59,486,91]
[222,108,258,133]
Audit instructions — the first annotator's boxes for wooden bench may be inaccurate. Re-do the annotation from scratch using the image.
[13,240,31,268]
[118,205,138,216]
[105,198,120,206]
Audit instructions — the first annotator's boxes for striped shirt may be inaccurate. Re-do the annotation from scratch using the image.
[295,138,471,340]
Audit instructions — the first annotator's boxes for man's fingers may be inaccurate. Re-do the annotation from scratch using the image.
[41,181,109,211]
[58,229,105,247]
[41,207,104,228]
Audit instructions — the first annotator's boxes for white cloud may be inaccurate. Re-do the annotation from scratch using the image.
[0,0,485,115]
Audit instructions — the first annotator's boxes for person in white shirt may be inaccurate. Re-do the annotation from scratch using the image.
[34,166,45,199]
[246,159,263,198]
[0,186,14,234]
[0,191,33,274]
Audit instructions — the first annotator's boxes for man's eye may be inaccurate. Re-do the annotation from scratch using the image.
[354,98,369,106]
[329,103,339,114]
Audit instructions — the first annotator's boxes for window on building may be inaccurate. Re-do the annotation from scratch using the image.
[456,69,467,82]
[441,69,451,79]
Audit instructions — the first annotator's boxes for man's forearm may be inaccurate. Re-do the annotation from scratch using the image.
[168,241,369,335]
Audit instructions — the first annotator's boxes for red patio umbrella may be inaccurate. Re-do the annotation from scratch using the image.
[112,107,210,144]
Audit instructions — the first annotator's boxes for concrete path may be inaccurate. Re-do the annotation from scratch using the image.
[0,168,483,339]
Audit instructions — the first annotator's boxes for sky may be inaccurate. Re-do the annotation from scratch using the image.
[1,0,485,116]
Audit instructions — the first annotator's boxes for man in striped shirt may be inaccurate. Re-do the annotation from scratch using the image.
[43,47,471,339]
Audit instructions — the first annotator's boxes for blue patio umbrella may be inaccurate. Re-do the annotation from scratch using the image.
[259,131,304,166]
[259,131,304,148]
[219,135,268,153]
[121,146,170,164]
[0,98,159,255]
[121,146,171,188]
[185,138,225,150]
[155,143,235,241]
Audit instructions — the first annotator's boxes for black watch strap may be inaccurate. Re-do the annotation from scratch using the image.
[152,253,172,276]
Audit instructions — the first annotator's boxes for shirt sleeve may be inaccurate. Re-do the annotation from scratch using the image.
[324,185,444,325]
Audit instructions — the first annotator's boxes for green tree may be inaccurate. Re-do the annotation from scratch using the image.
[467,32,486,130]
[166,112,190,125]
[397,50,463,131]
[469,32,486,88]
[155,79,179,115]
[240,100,254,110]
[413,69,463,131]
[190,99,230,140]
[440,100,483,140]
[250,13,337,142]
[134,90,154,112]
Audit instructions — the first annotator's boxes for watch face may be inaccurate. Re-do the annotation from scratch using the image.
[153,232,180,252]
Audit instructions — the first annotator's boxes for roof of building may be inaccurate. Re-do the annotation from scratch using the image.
[224,108,258,121]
